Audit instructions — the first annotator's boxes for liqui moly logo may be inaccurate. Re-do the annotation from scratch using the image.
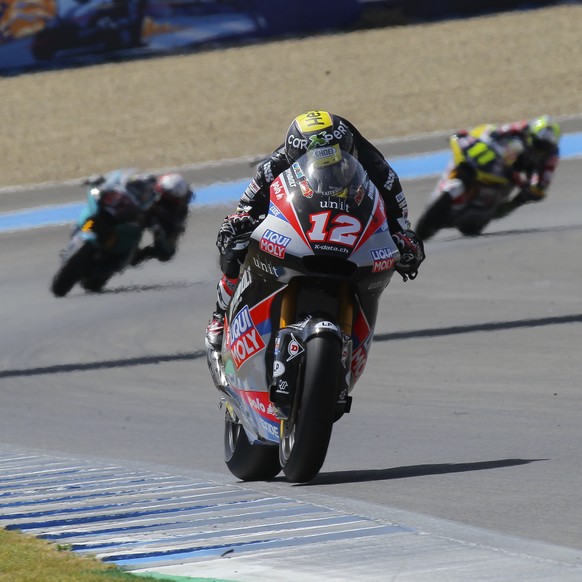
[229,306,265,369]
[260,229,291,258]
[370,247,397,272]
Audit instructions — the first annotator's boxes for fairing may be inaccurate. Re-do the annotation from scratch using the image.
[218,150,398,443]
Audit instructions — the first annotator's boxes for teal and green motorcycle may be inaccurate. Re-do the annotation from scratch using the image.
[51,169,147,297]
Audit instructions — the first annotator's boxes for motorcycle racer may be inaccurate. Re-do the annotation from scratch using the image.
[476,115,561,218]
[75,169,157,244]
[130,172,195,265]
[205,110,426,349]
[81,169,194,267]
[51,168,157,296]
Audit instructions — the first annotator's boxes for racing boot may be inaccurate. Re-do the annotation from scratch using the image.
[205,309,225,350]
[205,273,238,350]
[205,308,230,397]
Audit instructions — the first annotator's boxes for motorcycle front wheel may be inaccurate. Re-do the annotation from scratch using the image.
[224,412,281,481]
[280,335,341,483]
[82,274,111,293]
[51,243,94,297]
[415,192,452,241]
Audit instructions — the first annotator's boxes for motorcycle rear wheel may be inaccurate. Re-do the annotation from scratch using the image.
[224,412,281,481]
[51,243,94,297]
[280,335,341,483]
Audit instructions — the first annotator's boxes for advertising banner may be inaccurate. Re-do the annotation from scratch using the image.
[0,0,566,74]
[0,0,362,74]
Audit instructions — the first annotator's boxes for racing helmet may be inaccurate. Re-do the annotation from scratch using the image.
[528,115,561,153]
[154,173,193,205]
[284,111,356,163]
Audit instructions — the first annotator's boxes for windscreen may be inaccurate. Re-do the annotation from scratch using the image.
[293,146,369,201]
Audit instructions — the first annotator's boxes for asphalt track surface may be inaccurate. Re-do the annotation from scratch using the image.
[1,124,582,579]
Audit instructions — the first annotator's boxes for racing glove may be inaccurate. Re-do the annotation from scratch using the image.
[216,212,260,255]
[392,229,425,280]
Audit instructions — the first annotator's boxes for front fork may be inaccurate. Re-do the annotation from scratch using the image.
[269,281,354,421]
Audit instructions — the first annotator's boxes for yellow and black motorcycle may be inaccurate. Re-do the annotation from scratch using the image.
[415,127,523,240]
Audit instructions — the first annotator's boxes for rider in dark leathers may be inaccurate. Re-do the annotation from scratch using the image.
[130,172,194,265]
[205,110,426,348]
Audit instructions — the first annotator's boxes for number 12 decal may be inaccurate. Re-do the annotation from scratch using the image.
[307,212,362,246]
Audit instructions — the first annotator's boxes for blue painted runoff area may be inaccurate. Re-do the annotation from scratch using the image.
[1,132,581,234]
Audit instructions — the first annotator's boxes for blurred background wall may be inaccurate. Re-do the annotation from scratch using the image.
[0,0,574,74]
